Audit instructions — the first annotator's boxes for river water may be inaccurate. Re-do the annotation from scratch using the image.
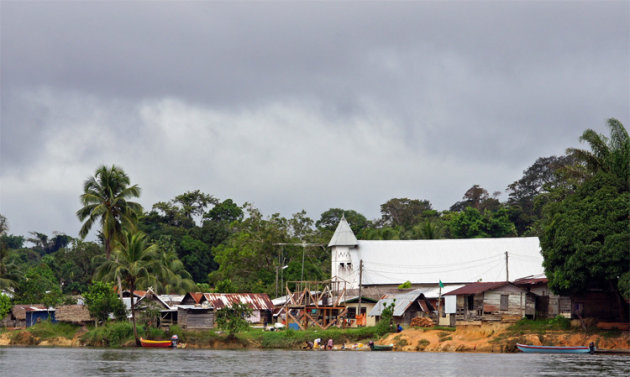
[1,347,629,376]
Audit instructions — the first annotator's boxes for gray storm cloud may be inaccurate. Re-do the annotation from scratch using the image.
[1,1,628,237]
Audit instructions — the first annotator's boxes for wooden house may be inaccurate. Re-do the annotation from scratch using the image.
[181,292,274,326]
[514,275,571,319]
[445,282,535,324]
[203,293,274,325]
[133,289,177,328]
[339,296,378,327]
[177,305,215,329]
[368,289,433,326]
[55,304,95,325]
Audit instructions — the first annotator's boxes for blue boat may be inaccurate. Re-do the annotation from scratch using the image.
[516,343,593,354]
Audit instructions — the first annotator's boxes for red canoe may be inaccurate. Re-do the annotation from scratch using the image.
[140,338,172,348]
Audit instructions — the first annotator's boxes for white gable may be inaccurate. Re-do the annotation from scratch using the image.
[328,216,359,247]
[335,237,543,288]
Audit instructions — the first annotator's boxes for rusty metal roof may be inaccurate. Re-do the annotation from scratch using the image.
[202,293,274,310]
[444,281,514,295]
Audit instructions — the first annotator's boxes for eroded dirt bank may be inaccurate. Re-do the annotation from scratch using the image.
[375,324,630,352]
[2,324,628,352]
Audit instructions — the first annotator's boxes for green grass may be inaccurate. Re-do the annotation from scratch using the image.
[27,321,80,340]
[508,316,572,334]
[248,326,383,349]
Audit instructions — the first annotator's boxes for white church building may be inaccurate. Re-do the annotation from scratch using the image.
[329,217,545,290]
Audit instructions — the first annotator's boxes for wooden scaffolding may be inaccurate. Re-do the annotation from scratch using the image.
[281,279,349,330]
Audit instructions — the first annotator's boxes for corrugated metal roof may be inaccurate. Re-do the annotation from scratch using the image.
[203,293,274,310]
[368,289,426,317]
[336,237,543,286]
[444,281,515,295]
[328,216,359,247]
[514,274,548,286]
[158,294,184,305]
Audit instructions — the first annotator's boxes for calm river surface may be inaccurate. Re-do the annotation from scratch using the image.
[1,347,629,377]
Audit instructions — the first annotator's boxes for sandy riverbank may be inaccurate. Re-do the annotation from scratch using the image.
[2,324,628,352]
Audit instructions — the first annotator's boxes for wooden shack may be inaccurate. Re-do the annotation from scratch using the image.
[55,304,95,325]
[445,282,535,324]
[368,289,432,326]
[514,275,571,319]
[134,289,177,328]
[177,306,214,329]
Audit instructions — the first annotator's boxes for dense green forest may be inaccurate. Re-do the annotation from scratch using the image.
[0,119,628,308]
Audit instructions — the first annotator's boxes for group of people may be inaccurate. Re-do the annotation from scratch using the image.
[304,338,335,350]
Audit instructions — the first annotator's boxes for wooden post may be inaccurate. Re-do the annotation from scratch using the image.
[357,259,363,325]
[505,251,509,282]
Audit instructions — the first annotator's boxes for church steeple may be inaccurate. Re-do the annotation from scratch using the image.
[327,215,358,247]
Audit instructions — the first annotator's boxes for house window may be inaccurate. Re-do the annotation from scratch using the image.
[500,295,509,311]
[347,263,352,270]
[467,295,474,310]
[339,263,345,270]
[348,307,356,318]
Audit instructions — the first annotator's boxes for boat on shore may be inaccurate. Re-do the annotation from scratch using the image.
[368,341,394,351]
[516,343,593,354]
[140,338,174,348]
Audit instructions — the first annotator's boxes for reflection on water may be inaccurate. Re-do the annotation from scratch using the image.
[0,347,629,377]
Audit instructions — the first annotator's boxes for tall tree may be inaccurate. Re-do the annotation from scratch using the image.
[379,198,433,229]
[506,155,575,235]
[316,208,368,235]
[540,172,629,314]
[95,231,162,346]
[450,185,501,213]
[0,214,17,290]
[77,165,142,259]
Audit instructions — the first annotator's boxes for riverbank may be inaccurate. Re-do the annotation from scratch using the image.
[1,320,628,353]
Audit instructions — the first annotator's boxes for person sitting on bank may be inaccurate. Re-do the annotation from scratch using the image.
[397,324,403,332]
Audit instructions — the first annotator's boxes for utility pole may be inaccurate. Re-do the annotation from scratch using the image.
[505,251,509,282]
[273,241,323,288]
[358,259,363,325]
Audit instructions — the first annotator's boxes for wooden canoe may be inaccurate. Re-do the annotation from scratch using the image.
[140,338,173,348]
[516,343,592,354]
[370,343,394,351]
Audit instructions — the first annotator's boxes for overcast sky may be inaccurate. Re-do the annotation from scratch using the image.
[1,1,628,239]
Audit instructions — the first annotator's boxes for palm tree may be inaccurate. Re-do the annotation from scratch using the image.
[95,231,162,346]
[149,249,196,294]
[76,165,143,259]
[566,118,630,190]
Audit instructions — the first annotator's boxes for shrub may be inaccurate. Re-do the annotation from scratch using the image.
[416,338,430,351]
[28,321,79,340]
[81,321,135,347]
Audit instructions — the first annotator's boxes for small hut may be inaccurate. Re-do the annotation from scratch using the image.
[177,305,215,329]
[55,305,95,325]
[7,305,46,328]
[445,281,535,323]
[369,289,431,326]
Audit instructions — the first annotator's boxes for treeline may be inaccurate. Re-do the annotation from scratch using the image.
[0,118,628,304]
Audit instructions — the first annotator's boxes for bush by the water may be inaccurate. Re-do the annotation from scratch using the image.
[81,322,136,347]
[28,321,79,340]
